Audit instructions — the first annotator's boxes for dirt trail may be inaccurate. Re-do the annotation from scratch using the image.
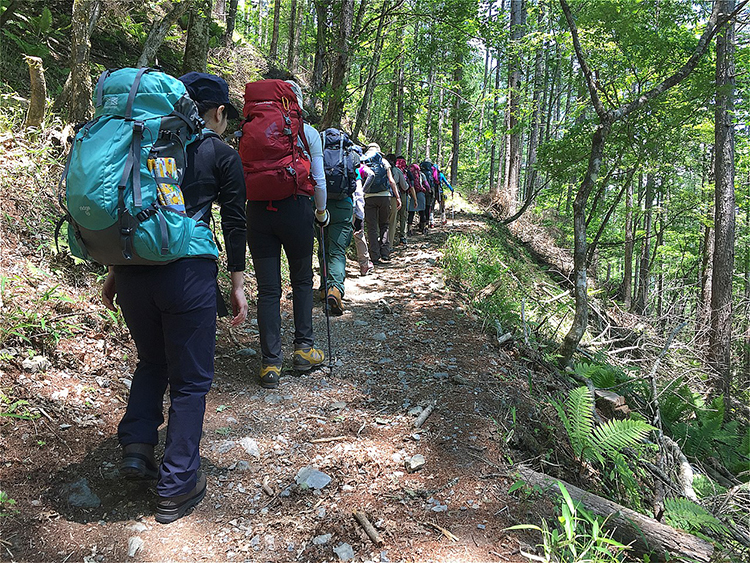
[1,213,534,563]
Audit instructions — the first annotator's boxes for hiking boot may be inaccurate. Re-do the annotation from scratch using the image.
[120,443,158,480]
[360,262,373,276]
[400,237,407,245]
[380,254,391,262]
[155,471,207,524]
[293,346,325,371]
[327,287,344,316]
[259,363,281,389]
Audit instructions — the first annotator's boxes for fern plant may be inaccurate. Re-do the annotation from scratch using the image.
[663,497,730,542]
[553,387,655,505]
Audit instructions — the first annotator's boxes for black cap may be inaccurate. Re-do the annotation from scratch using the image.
[179,72,240,120]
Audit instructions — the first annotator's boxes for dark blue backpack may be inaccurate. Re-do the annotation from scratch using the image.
[321,128,358,199]
[363,152,389,193]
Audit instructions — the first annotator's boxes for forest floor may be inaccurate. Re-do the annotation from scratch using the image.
[0,208,559,563]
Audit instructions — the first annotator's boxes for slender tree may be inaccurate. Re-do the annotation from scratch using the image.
[182,0,213,74]
[139,0,191,68]
[269,0,281,63]
[709,0,737,405]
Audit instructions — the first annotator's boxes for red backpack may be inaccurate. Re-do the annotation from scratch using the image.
[409,163,426,193]
[239,80,314,202]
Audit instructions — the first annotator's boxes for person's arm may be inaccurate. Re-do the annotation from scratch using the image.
[353,175,365,220]
[215,143,247,274]
[440,172,454,192]
[305,124,327,212]
[386,167,401,209]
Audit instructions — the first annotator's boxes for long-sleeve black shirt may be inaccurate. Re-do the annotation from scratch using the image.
[183,133,247,272]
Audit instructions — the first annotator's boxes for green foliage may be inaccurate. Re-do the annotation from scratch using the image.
[506,482,629,563]
[0,391,39,421]
[0,490,18,517]
[553,386,655,506]
[663,497,730,542]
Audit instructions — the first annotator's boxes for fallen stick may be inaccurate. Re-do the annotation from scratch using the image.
[414,402,435,429]
[516,466,713,562]
[310,435,348,443]
[422,521,459,542]
[354,511,383,545]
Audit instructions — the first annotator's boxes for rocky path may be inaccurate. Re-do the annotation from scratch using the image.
[1,213,533,563]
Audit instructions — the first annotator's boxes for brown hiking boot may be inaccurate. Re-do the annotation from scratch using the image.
[326,286,344,316]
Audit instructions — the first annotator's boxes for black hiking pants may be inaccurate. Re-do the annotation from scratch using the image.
[246,196,315,366]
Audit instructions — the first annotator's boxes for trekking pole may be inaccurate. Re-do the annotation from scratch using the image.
[318,222,333,370]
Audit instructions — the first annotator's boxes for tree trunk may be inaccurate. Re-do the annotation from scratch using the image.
[523,22,545,204]
[269,0,281,64]
[499,0,525,216]
[54,0,101,122]
[224,0,239,45]
[436,86,444,167]
[23,56,46,128]
[139,0,191,67]
[182,0,213,74]
[709,0,736,405]
[489,52,501,198]
[311,1,328,104]
[559,121,611,365]
[424,64,435,159]
[451,63,462,186]
[352,0,389,141]
[623,171,635,308]
[0,0,22,28]
[286,0,299,71]
[634,173,655,315]
[408,119,414,162]
[320,0,354,128]
[743,203,750,386]
[395,49,405,155]
[517,467,714,563]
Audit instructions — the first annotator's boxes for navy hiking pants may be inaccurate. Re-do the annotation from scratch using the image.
[114,258,218,498]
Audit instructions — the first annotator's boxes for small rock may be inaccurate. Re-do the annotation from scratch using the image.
[312,533,332,545]
[372,332,387,342]
[477,523,486,529]
[431,504,447,512]
[380,551,391,563]
[354,320,368,326]
[232,460,250,472]
[127,537,144,558]
[217,440,237,454]
[127,522,148,533]
[451,375,469,385]
[433,372,450,379]
[22,355,50,373]
[238,348,257,357]
[377,358,393,364]
[295,466,331,490]
[329,401,347,411]
[333,543,355,561]
[63,478,100,508]
[378,299,393,314]
[407,406,423,416]
[239,437,261,458]
[406,454,425,473]
[264,394,284,405]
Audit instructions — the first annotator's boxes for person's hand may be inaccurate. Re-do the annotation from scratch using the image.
[315,209,330,227]
[353,217,363,232]
[229,271,248,327]
[101,270,117,311]
[230,286,248,327]
[396,197,402,211]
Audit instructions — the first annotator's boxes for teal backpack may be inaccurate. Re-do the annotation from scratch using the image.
[58,67,219,265]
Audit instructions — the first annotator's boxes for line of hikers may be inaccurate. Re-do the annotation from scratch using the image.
[318,133,454,318]
[60,67,453,524]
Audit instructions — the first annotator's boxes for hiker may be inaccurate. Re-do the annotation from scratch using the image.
[438,169,454,224]
[353,155,374,275]
[101,71,248,524]
[393,155,416,245]
[407,162,428,235]
[318,128,359,315]
[362,142,400,264]
[240,77,328,389]
[420,159,438,229]
[386,153,416,248]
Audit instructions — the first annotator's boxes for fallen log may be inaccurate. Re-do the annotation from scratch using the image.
[516,466,714,563]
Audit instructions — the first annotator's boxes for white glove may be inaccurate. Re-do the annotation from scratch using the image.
[315,209,330,227]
